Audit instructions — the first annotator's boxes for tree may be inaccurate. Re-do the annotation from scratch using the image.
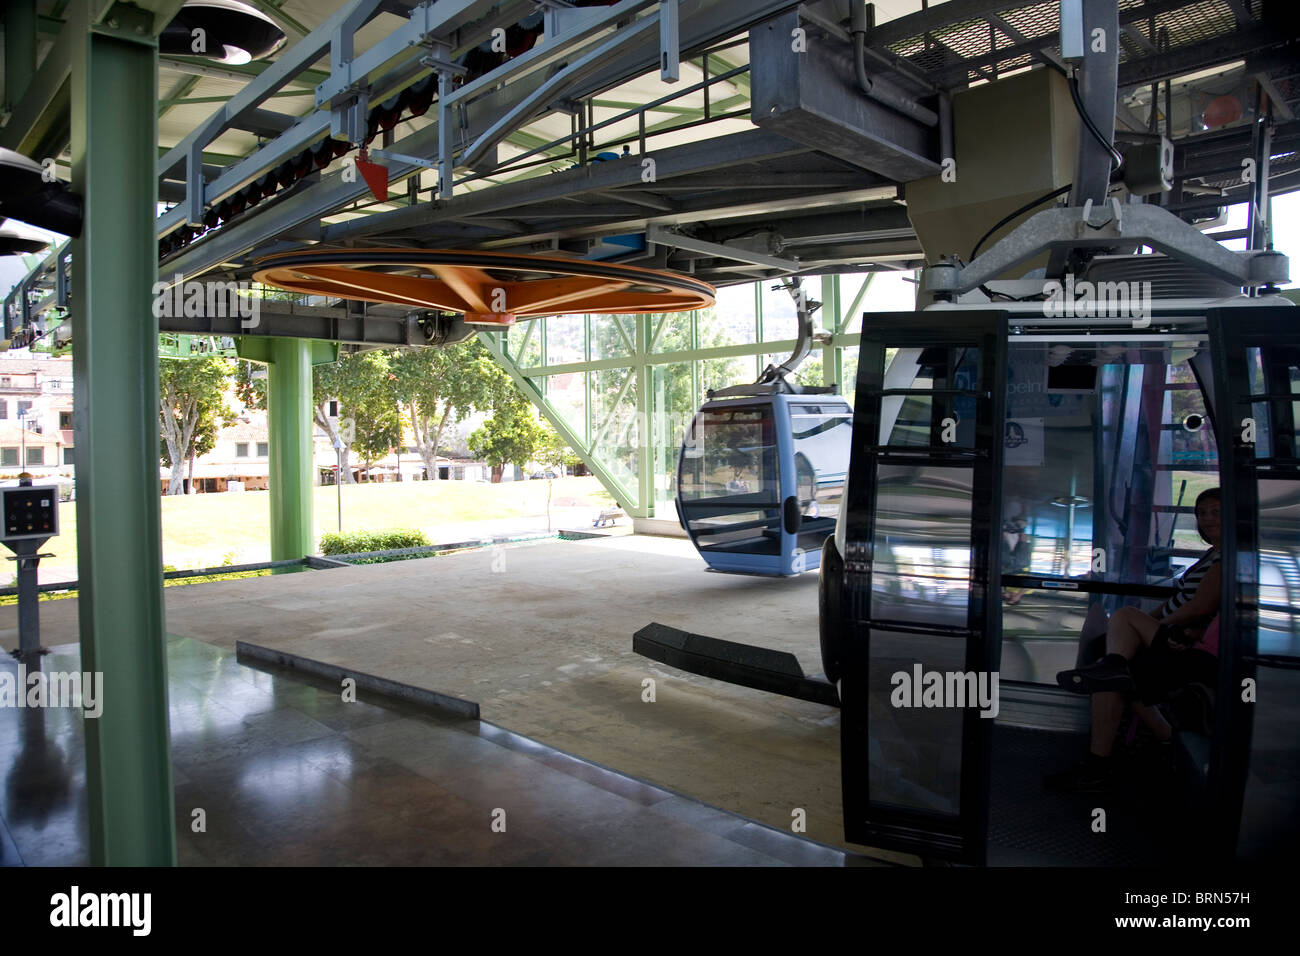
[535,422,567,473]
[468,394,547,482]
[232,359,266,410]
[330,351,402,479]
[239,353,402,483]
[533,421,584,473]
[159,355,236,495]
[389,337,513,480]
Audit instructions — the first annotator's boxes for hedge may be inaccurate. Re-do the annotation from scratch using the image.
[318,528,432,559]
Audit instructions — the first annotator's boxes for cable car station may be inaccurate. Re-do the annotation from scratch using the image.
[0,0,1296,876]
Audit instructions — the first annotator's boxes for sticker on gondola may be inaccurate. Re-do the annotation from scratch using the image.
[1043,581,1079,589]
[1004,417,1044,466]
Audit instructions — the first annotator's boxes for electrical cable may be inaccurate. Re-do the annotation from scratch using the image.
[969,183,1073,262]
[1069,73,1125,172]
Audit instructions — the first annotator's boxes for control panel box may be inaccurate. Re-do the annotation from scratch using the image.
[1,485,60,542]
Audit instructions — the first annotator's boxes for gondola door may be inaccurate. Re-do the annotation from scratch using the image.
[839,312,1007,863]
[1208,307,1300,862]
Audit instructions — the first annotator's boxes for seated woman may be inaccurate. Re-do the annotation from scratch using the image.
[1044,488,1222,792]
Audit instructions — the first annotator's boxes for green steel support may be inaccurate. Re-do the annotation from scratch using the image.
[652,363,666,510]
[635,314,652,519]
[515,332,864,378]
[69,5,175,866]
[244,0,308,39]
[249,337,316,561]
[158,73,200,116]
[483,275,880,524]
[821,274,841,389]
[842,273,875,331]
[4,0,38,110]
[585,361,596,480]
[480,330,637,510]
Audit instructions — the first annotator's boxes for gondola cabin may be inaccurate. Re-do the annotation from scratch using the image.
[677,389,853,576]
[819,300,1299,865]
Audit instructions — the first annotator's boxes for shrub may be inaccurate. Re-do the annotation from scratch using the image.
[318,528,431,557]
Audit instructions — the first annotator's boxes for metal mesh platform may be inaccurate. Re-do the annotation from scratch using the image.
[988,724,1196,867]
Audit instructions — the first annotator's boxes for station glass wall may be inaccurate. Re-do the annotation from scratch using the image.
[480,272,898,518]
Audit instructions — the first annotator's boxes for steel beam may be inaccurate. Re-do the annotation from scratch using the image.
[751,10,939,182]
[68,3,176,866]
[635,314,653,517]
[156,0,384,218]
[315,0,502,107]
[1070,0,1119,207]
[0,14,71,153]
[325,129,813,242]
[245,0,309,39]
[461,13,662,170]
[479,330,639,511]
[927,203,1290,292]
[156,0,805,277]
[647,224,799,271]
[4,0,38,111]
[160,301,419,345]
[1118,27,1293,90]
[159,55,329,87]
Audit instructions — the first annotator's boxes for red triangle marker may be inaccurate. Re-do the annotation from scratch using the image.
[355,150,389,202]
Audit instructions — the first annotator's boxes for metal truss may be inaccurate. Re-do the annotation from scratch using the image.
[477,272,873,519]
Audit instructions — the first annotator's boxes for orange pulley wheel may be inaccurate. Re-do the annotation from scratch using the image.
[252,248,716,326]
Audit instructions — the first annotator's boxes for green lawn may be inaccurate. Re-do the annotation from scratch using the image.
[33,477,615,576]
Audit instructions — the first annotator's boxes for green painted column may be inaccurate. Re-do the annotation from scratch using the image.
[69,6,175,865]
[821,274,841,389]
[634,314,652,518]
[266,337,315,560]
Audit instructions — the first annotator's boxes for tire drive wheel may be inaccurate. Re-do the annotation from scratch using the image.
[819,535,845,684]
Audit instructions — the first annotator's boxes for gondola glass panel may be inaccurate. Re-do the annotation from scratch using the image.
[1208,310,1300,862]
[839,315,1006,864]
[791,403,852,552]
[678,402,782,563]
[677,395,852,574]
[997,340,1221,684]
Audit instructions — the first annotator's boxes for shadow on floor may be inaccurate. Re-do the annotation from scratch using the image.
[0,636,881,867]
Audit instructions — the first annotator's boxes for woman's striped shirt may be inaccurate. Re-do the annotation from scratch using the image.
[1159,547,1220,619]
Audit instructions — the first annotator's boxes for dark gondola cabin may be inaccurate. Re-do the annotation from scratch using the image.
[820,304,1299,865]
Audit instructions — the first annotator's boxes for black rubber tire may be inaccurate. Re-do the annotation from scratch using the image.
[819,535,845,684]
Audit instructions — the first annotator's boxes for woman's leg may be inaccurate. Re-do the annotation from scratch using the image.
[1105,606,1161,659]
[1080,610,1165,753]
[1089,690,1126,757]
[1132,701,1174,741]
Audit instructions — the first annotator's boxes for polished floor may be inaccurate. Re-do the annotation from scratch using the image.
[0,636,875,866]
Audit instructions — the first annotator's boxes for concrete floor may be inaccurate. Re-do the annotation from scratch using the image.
[1,635,872,866]
[3,533,918,862]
